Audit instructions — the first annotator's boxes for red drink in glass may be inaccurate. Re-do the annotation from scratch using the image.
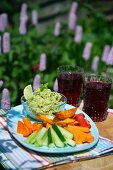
[57,66,83,107]
[83,75,112,122]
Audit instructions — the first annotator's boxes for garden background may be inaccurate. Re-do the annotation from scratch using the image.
[0,0,113,109]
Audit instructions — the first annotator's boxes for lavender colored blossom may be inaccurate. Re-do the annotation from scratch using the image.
[0,13,8,32]
[83,42,92,61]
[106,47,113,65]
[91,56,99,72]
[102,45,110,63]
[53,79,58,92]
[68,12,77,30]
[39,53,46,71]
[0,80,3,88]
[19,3,28,34]
[0,36,2,54]
[32,10,38,26]
[1,88,11,110]
[20,3,28,21]
[70,2,78,14]
[33,75,41,90]
[19,21,27,35]
[74,25,83,44]
[3,32,10,53]
[54,22,61,37]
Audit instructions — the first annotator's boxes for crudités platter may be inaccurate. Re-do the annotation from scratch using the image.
[7,104,99,154]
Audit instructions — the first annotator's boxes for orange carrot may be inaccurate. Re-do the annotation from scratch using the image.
[68,125,90,133]
[36,114,53,124]
[17,121,24,134]
[23,125,32,137]
[22,117,33,129]
[36,124,43,131]
[65,127,87,143]
[86,133,94,143]
[46,123,52,129]
[32,122,39,131]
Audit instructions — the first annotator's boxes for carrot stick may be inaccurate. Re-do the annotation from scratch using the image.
[17,121,24,134]
[22,117,33,129]
[68,125,90,133]
[23,125,32,137]
[86,133,94,143]
[46,123,52,129]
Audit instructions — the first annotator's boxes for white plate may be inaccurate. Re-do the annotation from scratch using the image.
[7,104,99,154]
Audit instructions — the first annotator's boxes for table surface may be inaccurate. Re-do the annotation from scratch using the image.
[47,112,113,170]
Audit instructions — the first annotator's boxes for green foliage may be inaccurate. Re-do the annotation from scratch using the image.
[0,2,113,108]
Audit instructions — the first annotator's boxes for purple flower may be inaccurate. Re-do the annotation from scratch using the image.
[0,13,8,32]
[68,12,77,30]
[39,53,46,71]
[19,21,27,35]
[0,35,2,54]
[20,3,28,20]
[83,42,92,61]
[53,79,58,92]
[74,25,83,44]
[70,2,78,14]
[19,3,28,34]
[0,80,3,88]
[32,10,38,26]
[106,47,113,65]
[3,32,10,53]
[1,88,11,110]
[102,45,110,63]
[33,75,41,90]
[54,22,61,37]
[91,56,99,72]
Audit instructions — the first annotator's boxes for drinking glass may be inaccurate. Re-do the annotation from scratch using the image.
[57,65,83,107]
[83,74,112,122]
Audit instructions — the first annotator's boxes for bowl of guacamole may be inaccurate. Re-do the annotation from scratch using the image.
[21,84,67,120]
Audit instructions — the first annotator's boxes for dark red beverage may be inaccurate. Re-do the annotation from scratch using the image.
[83,81,112,122]
[58,72,83,107]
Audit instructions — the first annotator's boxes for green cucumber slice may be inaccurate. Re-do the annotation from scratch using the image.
[41,130,48,146]
[52,124,66,143]
[58,126,73,139]
[36,127,47,146]
[51,128,64,148]
[48,128,55,148]
[24,131,38,144]
[65,138,76,147]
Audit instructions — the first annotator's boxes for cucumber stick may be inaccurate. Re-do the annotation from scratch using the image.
[24,131,38,144]
[65,138,76,147]
[41,130,48,146]
[57,126,73,139]
[48,128,55,148]
[52,124,66,143]
[36,127,47,146]
[51,128,64,148]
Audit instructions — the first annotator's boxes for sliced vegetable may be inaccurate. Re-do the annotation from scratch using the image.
[41,130,48,146]
[36,127,47,146]
[36,114,53,124]
[22,117,33,129]
[58,125,73,139]
[67,125,90,133]
[46,123,52,129]
[24,131,38,144]
[17,121,24,134]
[48,128,55,148]
[51,128,64,148]
[52,124,66,143]
[65,138,76,147]
[54,107,77,120]
[23,125,32,137]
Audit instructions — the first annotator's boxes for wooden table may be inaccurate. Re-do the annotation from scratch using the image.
[47,112,113,170]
